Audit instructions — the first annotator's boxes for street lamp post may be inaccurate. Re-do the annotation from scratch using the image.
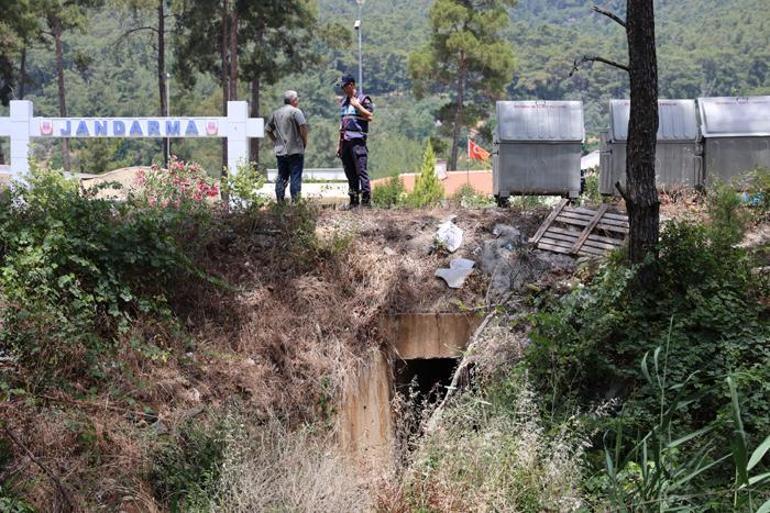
[355,0,365,92]
[165,72,171,166]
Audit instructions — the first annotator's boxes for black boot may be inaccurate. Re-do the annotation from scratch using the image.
[342,193,359,210]
[361,192,371,208]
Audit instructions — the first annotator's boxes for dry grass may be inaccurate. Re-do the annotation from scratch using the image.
[210,415,376,513]
[382,378,589,513]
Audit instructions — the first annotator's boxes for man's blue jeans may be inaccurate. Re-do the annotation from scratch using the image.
[275,154,304,203]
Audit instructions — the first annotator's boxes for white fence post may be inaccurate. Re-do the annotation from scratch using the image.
[227,101,249,175]
[9,101,33,180]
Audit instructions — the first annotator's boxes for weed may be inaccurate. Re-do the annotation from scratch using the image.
[450,184,494,208]
[150,416,227,512]
[221,160,269,211]
[373,174,406,208]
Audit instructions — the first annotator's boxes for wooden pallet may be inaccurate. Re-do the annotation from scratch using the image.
[529,199,629,257]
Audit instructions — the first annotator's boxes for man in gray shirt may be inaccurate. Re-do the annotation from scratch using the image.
[266,90,308,203]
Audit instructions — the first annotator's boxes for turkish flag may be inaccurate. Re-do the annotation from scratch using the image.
[467,139,490,161]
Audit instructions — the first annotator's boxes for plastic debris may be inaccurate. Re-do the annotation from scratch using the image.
[435,258,476,288]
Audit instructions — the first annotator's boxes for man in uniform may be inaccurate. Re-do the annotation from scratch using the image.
[337,74,374,208]
[265,90,308,203]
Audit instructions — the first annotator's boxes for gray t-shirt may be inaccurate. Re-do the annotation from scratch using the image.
[266,105,307,156]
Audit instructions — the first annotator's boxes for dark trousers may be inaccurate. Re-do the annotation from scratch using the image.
[340,139,370,201]
[275,153,304,202]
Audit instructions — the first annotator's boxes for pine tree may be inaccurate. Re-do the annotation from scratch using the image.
[409,140,443,208]
[408,0,516,171]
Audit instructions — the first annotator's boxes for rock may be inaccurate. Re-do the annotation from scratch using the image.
[435,258,476,288]
[492,224,524,244]
[152,420,169,435]
[406,232,435,255]
[486,249,576,302]
[480,224,527,274]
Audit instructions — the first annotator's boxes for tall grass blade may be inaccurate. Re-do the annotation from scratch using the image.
[748,434,770,471]
[667,426,714,449]
[756,499,770,513]
[728,376,749,485]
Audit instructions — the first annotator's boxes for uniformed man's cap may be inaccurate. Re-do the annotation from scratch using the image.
[339,74,356,88]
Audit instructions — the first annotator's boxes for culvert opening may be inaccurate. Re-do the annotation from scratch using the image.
[395,358,456,406]
[393,357,458,443]
[340,313,482,464]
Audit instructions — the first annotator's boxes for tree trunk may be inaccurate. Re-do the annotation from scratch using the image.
[18,45,27,99]
[220,0,230,175]
[158,0,169,168]
[624,0,660,282]
[52,17,72,171]
[229,8,238,101]
[449,52,465,171]
[250,77,260,168]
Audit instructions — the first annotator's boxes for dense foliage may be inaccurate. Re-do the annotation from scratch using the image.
[0,166,210,389]
[524,188,770,510]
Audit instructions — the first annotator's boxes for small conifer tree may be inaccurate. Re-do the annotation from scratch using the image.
[408,140,443,207]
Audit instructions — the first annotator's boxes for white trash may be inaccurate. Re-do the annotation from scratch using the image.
[435,220,463,253]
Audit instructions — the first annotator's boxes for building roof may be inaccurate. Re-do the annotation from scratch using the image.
[495,101,584,143]
[610,99,699,142]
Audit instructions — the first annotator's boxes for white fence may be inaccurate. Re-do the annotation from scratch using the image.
[266,168,346,182]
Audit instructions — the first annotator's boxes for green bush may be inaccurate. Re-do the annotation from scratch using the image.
[0,166,206,389]
[526,216,770,439]
[407,141,443,208]
[372,174,406,208]
[450,183,494,208]
[579,170,602,206]
[707,181,750,246]
[221,160,268,210]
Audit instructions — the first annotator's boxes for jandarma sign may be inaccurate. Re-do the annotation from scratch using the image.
[38,118,220,138]
[0,101,264,178]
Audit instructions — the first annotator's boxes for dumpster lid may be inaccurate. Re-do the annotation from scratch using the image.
[610,99,698,142]
[698,96,770,137]
[496,101,584,142]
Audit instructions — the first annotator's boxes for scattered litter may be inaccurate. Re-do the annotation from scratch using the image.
[435,219,464,252]
[435,258,476,289]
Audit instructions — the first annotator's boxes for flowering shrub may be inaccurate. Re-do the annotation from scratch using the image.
[135,157,219,208]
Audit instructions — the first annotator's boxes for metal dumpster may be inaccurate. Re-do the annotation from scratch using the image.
[600,99,701,195]
[699,96,770,184]
[493,100,584,201]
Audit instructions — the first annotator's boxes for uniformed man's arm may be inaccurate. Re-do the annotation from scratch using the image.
[349,97,373,121]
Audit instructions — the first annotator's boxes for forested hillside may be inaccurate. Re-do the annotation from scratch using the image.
[1,0,769,175]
